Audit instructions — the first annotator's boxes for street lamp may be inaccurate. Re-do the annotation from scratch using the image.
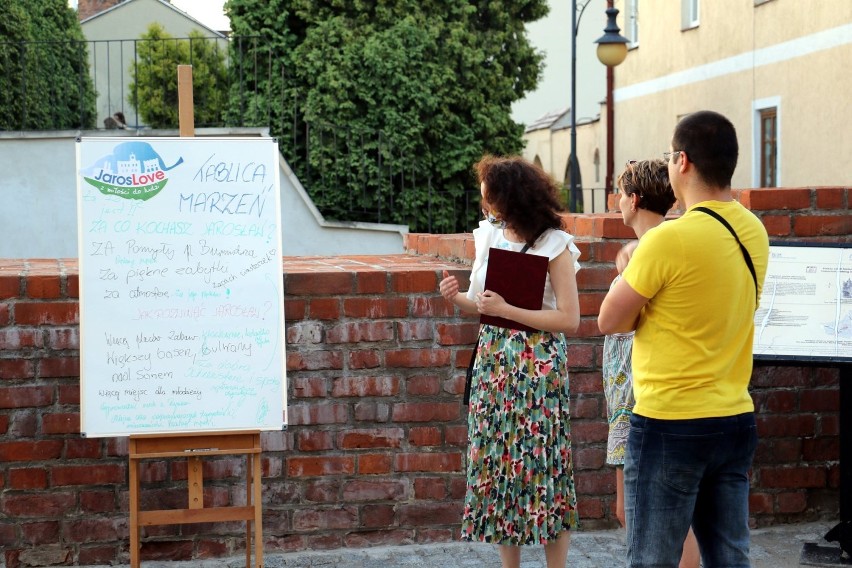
[596,5,629,198]
[568,2,629,212]
[595,6,629,67]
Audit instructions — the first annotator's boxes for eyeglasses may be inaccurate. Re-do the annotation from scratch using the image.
[663,150,682,162]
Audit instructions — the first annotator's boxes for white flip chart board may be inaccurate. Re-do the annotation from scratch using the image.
[76,137,287,437]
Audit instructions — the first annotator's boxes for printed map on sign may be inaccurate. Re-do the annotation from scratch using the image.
[76,137,287,437]
[754,243,852,362]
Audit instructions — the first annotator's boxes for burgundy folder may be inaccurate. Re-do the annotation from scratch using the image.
[479,247,548,333]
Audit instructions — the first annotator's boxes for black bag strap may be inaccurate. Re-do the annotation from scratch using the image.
[694,206,758,302]
[520,227,548,254]
[462,340,477,405]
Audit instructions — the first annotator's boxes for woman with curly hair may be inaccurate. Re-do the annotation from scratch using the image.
[439,155,581,568]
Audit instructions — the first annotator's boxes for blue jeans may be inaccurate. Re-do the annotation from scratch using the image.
[624,412,758,568]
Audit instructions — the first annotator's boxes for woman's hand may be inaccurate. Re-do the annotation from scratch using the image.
[475,290,507,317]
[439,270,479,315]
[439,270,460,302]
[615,240,639,273]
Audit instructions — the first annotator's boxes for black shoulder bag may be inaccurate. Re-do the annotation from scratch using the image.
[694,206,758,301]
[463,239,538,405]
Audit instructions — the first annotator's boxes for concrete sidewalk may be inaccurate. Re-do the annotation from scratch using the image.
[80,520,849,567]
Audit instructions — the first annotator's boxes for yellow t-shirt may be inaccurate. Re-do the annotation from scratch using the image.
[622,200,769,420]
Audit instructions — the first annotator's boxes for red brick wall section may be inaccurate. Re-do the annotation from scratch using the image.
[0,187,847,566]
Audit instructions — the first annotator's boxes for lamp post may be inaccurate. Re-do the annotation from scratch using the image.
[568,1,629,212]
[596,4,630,195]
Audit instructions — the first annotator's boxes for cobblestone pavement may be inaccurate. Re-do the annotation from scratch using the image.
[75,520,849,568]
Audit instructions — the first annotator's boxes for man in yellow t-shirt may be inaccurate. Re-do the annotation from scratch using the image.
[598,110,769,568]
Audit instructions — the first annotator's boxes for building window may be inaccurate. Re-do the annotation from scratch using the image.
[681,0,699,30]
[759,108,777,187]
[625,0,639,47]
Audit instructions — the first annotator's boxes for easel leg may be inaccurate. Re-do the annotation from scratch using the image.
[253,450,263,568]
[245,452,252,568]
[129,455,140,568]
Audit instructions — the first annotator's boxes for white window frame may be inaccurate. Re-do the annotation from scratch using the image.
[681,0,699,30]
[752,97,781,188]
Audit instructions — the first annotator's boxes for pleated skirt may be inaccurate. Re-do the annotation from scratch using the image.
[460,324,579,545]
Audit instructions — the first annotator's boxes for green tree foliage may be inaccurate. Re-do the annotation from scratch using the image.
[0,0,96,130]
[225,0,546,232]
[128,23,228,129]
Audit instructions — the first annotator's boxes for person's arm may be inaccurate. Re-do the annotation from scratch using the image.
[597,277,649,334]
[474,249,580,334]
[439,270,478,314]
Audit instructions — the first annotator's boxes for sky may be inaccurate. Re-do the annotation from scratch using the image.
[510,1,573,126]
[511,0,610,126]
[169,0,230,32]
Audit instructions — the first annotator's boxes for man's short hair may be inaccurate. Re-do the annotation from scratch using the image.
[672,110,738,188]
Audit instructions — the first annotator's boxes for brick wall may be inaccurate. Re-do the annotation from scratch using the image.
[0,187,848,566]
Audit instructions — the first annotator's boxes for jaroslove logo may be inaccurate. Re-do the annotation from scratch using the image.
[83,141,184,201]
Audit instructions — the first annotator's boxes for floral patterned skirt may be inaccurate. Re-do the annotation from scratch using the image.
[460,324,579,546]
[602,332,635,466]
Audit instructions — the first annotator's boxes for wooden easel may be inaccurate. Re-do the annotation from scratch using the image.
[127,66,265,568]
[128,431,263,568]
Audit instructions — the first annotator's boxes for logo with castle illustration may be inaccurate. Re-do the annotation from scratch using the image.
[82,142,183,201]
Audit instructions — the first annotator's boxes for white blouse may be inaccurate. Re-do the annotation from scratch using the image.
[465,220,581,310]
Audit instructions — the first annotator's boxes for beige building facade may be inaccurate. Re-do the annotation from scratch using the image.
[526,0,852,203]
[523,111,610,213]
